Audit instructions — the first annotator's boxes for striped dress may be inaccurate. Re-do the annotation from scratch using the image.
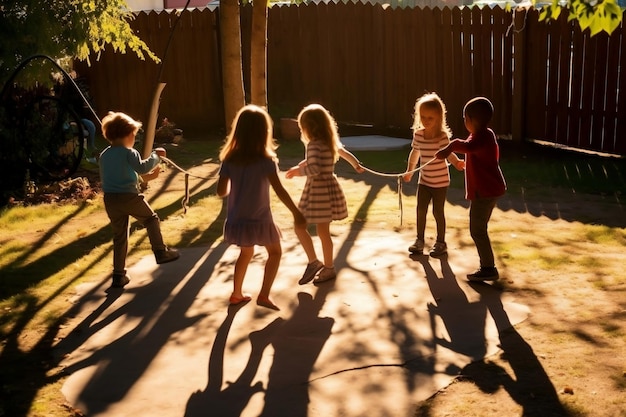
[298,141,348,224]
[412,129,452,188]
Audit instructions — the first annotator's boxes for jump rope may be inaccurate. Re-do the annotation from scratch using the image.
[159,154,439,225]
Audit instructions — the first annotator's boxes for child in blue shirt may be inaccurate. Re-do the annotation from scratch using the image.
[99,111,179,288]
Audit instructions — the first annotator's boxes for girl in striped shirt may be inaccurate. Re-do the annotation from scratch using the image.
[403,93,464,257]
[286,104,364,284]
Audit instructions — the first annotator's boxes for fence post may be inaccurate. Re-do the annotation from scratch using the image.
[511,8,527,142]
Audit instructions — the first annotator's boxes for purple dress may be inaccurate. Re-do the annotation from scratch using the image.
[219,158,282,247]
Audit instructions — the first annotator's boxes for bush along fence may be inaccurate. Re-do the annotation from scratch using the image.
[74,3,626,155]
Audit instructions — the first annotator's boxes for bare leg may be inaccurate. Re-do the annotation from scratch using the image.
[316,222,333,267]
[295,224,318,263]
[259,242,282,299]
[257,242,281,310]
[233,246,254,299]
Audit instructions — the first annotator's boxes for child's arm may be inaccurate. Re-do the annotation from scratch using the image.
[403,149,420,182]
[338,146,364,173]
[140,166,161,182]
[286,144,321,179]
[216,175,230,198]
[285,164,302,179]
[446,152,465,171]
[268,170,306,226]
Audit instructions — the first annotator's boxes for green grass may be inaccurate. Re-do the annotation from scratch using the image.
[498,140,626,197]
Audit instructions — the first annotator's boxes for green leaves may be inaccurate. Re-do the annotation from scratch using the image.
[0,0,159,84]
[536,0,624,36]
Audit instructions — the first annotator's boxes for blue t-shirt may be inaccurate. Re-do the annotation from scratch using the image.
[99,146,160,193]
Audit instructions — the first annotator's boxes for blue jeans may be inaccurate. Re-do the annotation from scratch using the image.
[81,118,96,151]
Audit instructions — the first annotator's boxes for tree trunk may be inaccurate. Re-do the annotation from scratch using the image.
[250,0,268,108]
[220,0,246,129]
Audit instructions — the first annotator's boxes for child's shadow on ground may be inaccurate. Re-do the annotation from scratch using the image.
[184,290,334,417]
[413,254,566,415]
[184,302,270,417]
[414,254,488,361]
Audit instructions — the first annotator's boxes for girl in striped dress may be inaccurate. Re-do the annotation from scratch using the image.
[286,104,364,284]
[217,105,306,310]
[402,92,464,257]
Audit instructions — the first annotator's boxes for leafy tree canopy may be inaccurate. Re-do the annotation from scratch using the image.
[0,0,159,85]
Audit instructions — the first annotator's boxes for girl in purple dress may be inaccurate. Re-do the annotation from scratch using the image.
[217,105,305,310]
[286,104,364,284]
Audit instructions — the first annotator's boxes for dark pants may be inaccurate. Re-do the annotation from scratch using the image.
[469,197,498,268]
[104,193,166,275]
[416,184,448,242]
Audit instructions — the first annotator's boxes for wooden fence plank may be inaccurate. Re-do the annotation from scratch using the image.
[602,28,621,153]
[448,7,465,136]
[525,8,548,140]
[590,33,609,152]
[545,14,561,143]
[566,23,584,148]
[578,31,595,150]
[554,12,571,147]
[616,20,626,154]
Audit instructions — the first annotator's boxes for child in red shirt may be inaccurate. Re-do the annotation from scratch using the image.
[435,97,506,281]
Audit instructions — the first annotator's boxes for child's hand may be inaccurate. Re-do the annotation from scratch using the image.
[154,147,166,158]
[142,166,161,182]
[285,166,299,179]
[402,172,413,182]
[454,159,465,171]
[354,163,365,174]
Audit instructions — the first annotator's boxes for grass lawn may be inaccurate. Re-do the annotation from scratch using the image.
[1,135,625,416]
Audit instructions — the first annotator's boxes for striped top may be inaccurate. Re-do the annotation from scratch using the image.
[411,129,451,188]
[297,141,348,223]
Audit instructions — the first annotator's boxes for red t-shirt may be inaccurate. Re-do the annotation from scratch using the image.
[448,128,506,200]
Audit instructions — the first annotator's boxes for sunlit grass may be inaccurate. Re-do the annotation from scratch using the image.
[584,225,626,245]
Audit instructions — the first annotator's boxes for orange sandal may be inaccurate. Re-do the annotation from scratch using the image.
[257,296,280,311]
[229,294,251,305]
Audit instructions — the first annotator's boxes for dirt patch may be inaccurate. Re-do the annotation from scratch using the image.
[8,166,101,206]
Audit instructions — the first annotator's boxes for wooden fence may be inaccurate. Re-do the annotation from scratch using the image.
[74,3,626,155]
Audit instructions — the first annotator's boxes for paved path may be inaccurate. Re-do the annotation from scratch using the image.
[56,227,529,417]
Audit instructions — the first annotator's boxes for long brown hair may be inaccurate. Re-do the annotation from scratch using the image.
[297,104,341,162]
[219,105,277,164]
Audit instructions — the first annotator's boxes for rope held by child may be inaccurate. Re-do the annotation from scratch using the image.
[159,155,215,214]
[357,157,438,226]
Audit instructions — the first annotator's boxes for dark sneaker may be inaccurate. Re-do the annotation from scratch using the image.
[467,267,499,282]
[111,274,131,288]
[313,266,337,284]
[299,260,324,285]
[408,238,425,254]
[155,247,180,264]
[429,241,447,258]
